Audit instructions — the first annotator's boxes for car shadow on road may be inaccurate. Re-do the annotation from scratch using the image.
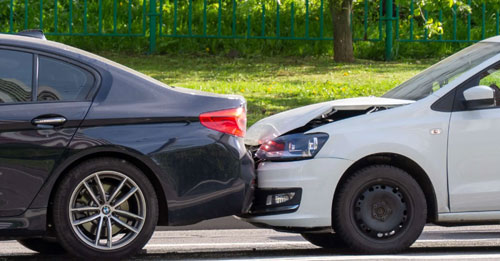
[3,246,500,261]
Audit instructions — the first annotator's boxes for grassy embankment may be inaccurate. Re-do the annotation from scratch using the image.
[101,53,431,126]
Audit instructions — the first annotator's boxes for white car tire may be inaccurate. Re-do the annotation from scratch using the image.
[333,165,426,254]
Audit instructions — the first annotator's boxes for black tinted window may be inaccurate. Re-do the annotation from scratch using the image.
[0,50,33,103]
[38,56,95,101]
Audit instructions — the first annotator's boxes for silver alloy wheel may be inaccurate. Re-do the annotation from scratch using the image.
[68,171,147,251]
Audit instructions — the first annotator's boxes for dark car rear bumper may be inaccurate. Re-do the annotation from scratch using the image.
[240,151,256,214]
[162,141,256,226]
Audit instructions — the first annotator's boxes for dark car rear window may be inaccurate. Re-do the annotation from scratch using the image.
[38,56,95,102]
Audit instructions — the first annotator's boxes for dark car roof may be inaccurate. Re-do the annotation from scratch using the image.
[0,34,166,85]
[0,34,242,100]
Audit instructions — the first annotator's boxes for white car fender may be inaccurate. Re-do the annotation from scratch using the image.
[309,96,451,213]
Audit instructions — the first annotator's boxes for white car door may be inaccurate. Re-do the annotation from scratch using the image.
[448,63,500,212]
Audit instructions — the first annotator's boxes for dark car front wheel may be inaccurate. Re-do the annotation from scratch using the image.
[52,158,158,259]
[333,165,426,254]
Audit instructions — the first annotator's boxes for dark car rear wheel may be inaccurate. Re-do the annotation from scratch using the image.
[301,232,346,249]
[17,238,66,255]
[52,158,158,259]
[333,165,426,254]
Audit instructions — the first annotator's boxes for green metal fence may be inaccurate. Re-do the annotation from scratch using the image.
[2,0,148,37]
[1,0,500,60]
[395,0,494,44]
[157,0,383,41]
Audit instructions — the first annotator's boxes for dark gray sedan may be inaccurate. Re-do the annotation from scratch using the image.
[0,31,254,259]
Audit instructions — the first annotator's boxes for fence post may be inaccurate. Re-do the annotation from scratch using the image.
[385,0,393,61]
[149,0,157,54]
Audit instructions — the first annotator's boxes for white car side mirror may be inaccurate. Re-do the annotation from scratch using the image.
[463,85,496,109]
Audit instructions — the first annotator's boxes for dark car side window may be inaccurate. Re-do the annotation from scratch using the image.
[38,56,95,102]
[0,50,33,103]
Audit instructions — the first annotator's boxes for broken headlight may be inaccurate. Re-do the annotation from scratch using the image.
[255,133,329,161]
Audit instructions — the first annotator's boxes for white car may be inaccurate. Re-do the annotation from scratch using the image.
[242,36,500,254]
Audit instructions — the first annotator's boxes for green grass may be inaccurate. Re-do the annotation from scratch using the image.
[100,53,432,126]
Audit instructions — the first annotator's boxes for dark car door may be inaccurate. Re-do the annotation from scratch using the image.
[0,49,96,217]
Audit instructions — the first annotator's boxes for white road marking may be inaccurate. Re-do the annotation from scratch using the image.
[220,255,500,261]
[5,227,500,260]
[146,241,311,248]
[145,237,500,249]
[417,238,498,242]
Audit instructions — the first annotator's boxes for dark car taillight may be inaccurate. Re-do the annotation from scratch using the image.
[199,107,246,137]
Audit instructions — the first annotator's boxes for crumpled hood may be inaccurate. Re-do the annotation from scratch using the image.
[245,97,414,146]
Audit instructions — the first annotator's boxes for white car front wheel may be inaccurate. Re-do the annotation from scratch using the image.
[333,165,427,254]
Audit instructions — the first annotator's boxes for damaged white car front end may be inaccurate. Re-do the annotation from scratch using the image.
[240,36,500,254]
[245,97,414,147]
[242,97,415,227]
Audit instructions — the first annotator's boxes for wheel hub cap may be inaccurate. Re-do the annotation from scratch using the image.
[372,201,392,221]
[354,184,408,239]
[102,206,111,215]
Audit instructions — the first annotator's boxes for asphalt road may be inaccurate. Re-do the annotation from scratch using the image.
[3,225,500,260]
[159,216,256,230]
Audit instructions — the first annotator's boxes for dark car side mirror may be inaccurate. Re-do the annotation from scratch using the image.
[463,85,496,109]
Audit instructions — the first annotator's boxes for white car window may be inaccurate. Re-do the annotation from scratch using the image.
[384,42,500,101]
[478,65,500,105]
[480,68,500,89]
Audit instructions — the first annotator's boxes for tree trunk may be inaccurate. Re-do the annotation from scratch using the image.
[331,0,354,63]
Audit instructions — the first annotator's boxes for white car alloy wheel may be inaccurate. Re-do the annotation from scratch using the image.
[68,171,146,250]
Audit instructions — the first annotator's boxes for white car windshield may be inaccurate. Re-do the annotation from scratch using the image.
[383,42,500,101]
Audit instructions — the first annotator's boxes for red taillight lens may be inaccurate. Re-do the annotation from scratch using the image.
[260,140,285,152]
[199,107,246,137]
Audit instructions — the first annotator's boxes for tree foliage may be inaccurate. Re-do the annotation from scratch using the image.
[395,0,472,37]
[324,0,476,61]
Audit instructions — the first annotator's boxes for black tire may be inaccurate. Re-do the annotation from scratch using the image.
[301,232,346,249]
[333,165,426,254]
[17,238,66,255]
[52,158,159,259]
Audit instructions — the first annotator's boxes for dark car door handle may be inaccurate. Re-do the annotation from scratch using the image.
[32,116,67,127]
